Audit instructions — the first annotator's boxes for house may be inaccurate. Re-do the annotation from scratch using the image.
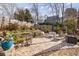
[44,15,60,25]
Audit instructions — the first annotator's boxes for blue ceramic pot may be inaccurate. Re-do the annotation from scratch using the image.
[1,40,13,51]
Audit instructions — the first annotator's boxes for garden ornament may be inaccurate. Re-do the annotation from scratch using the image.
[0,35,14,51]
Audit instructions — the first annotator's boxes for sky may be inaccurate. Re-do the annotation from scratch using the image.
[0,3,79,23]
[15,3,79,18]
[16,3,48,16]
[0,3,79,18]
[17,3,79,9]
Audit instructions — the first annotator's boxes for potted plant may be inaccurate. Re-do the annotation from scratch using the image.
[0,32,14,51]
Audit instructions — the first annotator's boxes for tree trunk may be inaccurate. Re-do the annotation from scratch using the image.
[1,17,5,30]
[36,4,38,24]
[9,18,11,30]
[71,3,72,8]
[62,3,64,24]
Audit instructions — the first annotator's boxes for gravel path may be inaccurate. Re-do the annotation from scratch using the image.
[0,34,79,56]
[2,37,64,56]
[0,32,79,56]
[1,32,75,56]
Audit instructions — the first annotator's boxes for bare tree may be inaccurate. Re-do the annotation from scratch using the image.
[0,11,5,29]
[48,3,60,16]
[77,9,79,28]
[45,3,60,22]
[0,3,17,28]
[70,3,72,8]
[48,3,54,16]
[54,3,60,22]
[0,6,5,29]
[54,3,58,16]
[60,3,64,24]
[62,3,64,23]
[31,3,39,24]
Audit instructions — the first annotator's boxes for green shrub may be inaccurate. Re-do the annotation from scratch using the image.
[33,30,43,37]
[55,25,61,33]
[35,25,52,33]
[64,19,77,34]
[39,22,53,25]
